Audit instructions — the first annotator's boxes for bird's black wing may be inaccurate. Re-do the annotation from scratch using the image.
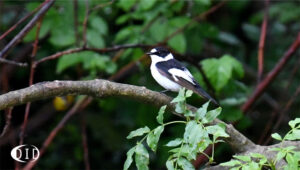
[156,59,219,106]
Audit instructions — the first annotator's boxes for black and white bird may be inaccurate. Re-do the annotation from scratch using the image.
[147,47,218,106]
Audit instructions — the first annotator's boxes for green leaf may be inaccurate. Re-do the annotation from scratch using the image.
[220,160,241,167]
[195,0,211,6]
[233,155,251,162]
[116,14,130,25]
[183,121,204,147]
[288,118,300,128]
[171,88,186,103]
[174,102,185,114]
[139,0,157,10]
[177,157,195,170]
[201,58,231,91]
[146,126,164,152]
[127,126,150,139]
[167,33,186,54]
[168,17,191,28]
[87,30,105,48]
[149,19,168,42]
[90,16,108,35]
[204,107,222,123]
[165,138,182,147]
[285,153,298,170]
[250,153,265,159]
[123,147,135,170]
[166,159,175,170]
[275,150,286,162]
[179,144,198,160]
[115,27,133,43]
[57,52,115,75]
[218,32,241,45]
[201,55,244,91]
[24,19,51,42]
[56,53,84,74]
[285,129,300,140]
[135,144,149,170]
[222,55,244,78]
[156,105,166,124]
[271,133,282,141]
[242,23,260,42]
[185,90,193,98]
[49,29,75,47]
[206,124,229,138]
[248,162,260,170]
[118,0,137,11]
[195,101,209,121]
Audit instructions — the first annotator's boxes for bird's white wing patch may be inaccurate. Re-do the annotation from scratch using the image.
[168,68,195,85]
[183,68,193,78]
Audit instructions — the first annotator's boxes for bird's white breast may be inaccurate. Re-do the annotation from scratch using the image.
[150,63,182,92]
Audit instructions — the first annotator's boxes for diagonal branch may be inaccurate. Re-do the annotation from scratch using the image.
[0,0,55,59]
[257,0,269,82]
[242,32,300,113]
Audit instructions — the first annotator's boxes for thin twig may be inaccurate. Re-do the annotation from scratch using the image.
[73,0,80,46]
[0,107,13,138]
[35,44,150,65]
[0,0,54,59]
[80,113,90,170]
[0,0,46,41]
[19,17,43,145]
[23,98,86,170]
[242,33,300,113]
[285,56,300,90]
[162,0,226,44]
[0,58,28,66]
[264,85,300,144]
[82,0,89,47]
[257,0,269,82]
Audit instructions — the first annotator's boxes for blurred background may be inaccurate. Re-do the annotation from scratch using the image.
[0,0,300,169]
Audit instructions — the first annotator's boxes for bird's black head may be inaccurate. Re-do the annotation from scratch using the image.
[147,47,170,58]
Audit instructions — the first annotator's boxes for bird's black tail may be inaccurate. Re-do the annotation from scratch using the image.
[193,85,219,106]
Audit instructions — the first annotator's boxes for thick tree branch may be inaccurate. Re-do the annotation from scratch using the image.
[0,79,253,152]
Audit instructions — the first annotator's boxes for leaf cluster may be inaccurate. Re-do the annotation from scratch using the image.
[124,88,228,170]
[220,118,300,170]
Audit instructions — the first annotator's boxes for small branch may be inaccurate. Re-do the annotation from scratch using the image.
[19,17,43,145]
[35,44,150,65]
[23,98,89,170]
[80,113,90,170]
[0,0,46,41]
[0,0,55,59]
[0,58,28,67]
[257,0,269,82]
[73,0,80,46]
[242,32,300,113]
[162,0,226,44]
[0,107,13,138]
[82,0,89,47]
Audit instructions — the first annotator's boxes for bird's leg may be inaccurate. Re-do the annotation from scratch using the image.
[160,89,169,93]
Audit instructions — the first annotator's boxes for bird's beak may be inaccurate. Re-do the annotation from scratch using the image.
[146,52,153,55]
